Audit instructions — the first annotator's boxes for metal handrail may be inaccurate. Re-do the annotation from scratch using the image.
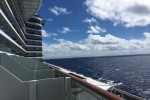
[112,88,144,100]
[48,65,124,100]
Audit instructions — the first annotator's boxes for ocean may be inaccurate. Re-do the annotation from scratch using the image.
[44,55,150,99]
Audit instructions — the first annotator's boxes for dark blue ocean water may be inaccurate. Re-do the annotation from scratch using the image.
[44,55,150,99]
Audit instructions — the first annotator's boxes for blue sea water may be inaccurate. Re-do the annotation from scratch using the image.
[44,55,150,99]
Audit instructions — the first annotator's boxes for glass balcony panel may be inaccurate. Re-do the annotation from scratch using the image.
[26,47,42,51]
[26,23,42,30]
[71,81,109,100]
[26,35,42,40]
[26,41,42,46]
[26,28,41,35]
[28,18,42,24]
[26,53,42,57]
[54,70,115,100]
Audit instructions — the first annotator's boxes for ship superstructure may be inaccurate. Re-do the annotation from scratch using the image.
[0,0,43,58]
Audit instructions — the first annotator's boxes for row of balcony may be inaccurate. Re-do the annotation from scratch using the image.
[26,41,42,46]
[26,53,42,57]
[25,23,42,30]
[25,35,42,40]
[26,28,41,35]
[28,17,43,25]
[26,47,42,51]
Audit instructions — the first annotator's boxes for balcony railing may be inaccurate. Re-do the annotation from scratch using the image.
[26,47,42,51]
[26,53,42,57]
[26,28,41,35]
[49,65,123,100]
[28,18,42,25]
[25,35,42,40]
[26,41,42,46]
[25,23,42,30]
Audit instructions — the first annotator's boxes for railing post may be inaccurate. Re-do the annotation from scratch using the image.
[28,80,37,100]
[33,70,37,80]
[65,77,71,100]
[51,69,55,78]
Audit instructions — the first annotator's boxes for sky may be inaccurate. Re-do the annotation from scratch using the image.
[38,0,150,59]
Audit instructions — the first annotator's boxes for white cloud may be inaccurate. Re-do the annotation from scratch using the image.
[87,25,106,34]
[47,18,53,22]
[42,30,50,37]
[42,29,57,38]
[84,0,150,27]
[144,32,150,39]
[43,32,150,59]
[48,6,71,15]
[83,17,97,24]
[59,27,71,33]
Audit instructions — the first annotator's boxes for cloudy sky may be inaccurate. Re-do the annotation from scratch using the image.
[38,0,150,59]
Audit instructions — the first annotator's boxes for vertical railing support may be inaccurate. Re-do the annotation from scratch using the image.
[65,77,71,100]
[51,69,55,78]
[28,80,37,100]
